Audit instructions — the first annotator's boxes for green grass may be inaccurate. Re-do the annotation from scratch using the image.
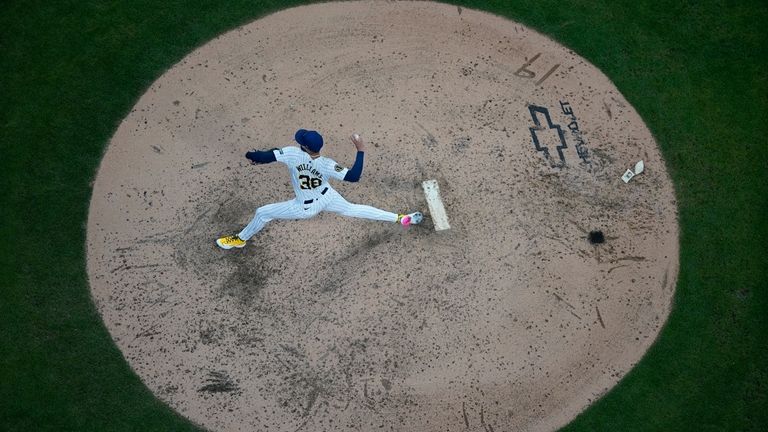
[1,0,766,430]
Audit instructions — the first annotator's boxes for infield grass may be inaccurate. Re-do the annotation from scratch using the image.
[1,0,766,430]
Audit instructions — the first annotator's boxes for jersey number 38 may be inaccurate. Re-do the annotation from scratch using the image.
[299,175,323,190]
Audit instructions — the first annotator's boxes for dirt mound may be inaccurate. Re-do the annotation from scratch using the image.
[87,2,678,431]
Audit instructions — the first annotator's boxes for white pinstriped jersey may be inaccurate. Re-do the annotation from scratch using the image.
[273,146,350,202]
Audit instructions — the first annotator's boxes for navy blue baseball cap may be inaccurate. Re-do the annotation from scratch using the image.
[295,129,323,153]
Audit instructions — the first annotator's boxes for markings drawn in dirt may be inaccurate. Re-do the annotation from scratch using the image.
[559,101,592,165]
[514,52,561,86]
[528,105,568,167]
[460,402,499,432]
[527,102,592,167]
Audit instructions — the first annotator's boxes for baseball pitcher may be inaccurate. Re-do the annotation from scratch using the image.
[216,129,423,249]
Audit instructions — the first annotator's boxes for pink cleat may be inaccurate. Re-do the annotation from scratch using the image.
[399,212,423,227]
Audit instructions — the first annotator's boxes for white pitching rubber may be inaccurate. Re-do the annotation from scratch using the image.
[421,179,451,231]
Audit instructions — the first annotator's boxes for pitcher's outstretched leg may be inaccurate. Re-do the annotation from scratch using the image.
[324,190,422,227]
[216,200,303,249]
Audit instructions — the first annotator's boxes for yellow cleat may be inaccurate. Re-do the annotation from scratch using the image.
[216,234,246,250]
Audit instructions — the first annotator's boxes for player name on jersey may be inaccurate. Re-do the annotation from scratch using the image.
[295,164,323,179]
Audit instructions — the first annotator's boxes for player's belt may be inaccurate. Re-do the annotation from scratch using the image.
[303,187,328,205]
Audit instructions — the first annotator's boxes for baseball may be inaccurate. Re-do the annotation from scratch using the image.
[353,133,360,140]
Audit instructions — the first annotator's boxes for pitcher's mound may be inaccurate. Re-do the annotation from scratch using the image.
[87,2,678,431]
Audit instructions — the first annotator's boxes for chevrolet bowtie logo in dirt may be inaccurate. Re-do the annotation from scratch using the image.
[528,105,568,166]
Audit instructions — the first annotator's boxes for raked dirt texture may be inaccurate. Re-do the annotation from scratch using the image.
[87,3,677,431]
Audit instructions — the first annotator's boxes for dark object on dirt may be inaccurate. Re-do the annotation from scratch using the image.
[588,230,605,244]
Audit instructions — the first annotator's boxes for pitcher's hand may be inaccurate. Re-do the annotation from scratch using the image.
[351,133,366,152]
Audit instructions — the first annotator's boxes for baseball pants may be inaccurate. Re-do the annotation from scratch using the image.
[238,188,398,240]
